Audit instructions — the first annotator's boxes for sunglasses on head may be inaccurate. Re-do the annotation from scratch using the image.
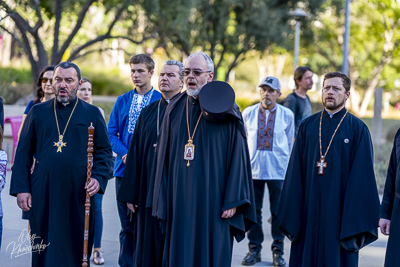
[183,69,211,77]
[41,78,52,84]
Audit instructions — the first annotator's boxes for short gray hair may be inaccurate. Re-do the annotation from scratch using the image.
[165,60,184,79]
[55,62,81,81]
[186,52,214,72]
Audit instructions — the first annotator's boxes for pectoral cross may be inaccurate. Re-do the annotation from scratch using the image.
[316,157,327,175]
[54,135,67,153]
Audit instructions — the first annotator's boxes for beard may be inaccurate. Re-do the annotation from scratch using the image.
[323,97,346,111]
[262,99,272,107]
[55,85,78,103]
[186,80,208,97]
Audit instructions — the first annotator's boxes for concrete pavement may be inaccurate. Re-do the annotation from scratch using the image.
[0,167,388,266]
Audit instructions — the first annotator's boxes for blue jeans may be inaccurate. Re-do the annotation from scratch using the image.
[115,177,135,267]
[93,193,103,248]
[0,216,3,249]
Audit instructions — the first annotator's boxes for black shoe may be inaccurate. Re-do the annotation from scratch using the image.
[242,251,261,266]
[273,253,286,267]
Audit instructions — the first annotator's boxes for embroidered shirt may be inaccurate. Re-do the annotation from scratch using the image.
[108,88,161,177]
[0,151,8,217]
[243,103,294,180]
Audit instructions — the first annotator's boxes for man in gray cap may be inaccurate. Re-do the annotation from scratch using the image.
[241,76,294,266]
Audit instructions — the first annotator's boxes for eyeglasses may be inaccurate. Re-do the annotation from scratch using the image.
[41,78,52,84]
[183,69,211,77]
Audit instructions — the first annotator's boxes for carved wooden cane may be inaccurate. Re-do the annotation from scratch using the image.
[82,123,94,267]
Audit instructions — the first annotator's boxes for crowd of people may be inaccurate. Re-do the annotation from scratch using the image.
[0,51,398,267]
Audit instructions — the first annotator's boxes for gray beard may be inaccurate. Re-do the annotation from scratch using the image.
[186,88,201,97]
[56,85,78,103]
[186,81,208,97]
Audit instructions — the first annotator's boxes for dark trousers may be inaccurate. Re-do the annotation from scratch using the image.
[247,179,285,255]
[116,177,135,267]
[93,193,103,248]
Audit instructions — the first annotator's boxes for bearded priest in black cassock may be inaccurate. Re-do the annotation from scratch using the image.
[152,52,256,267]
[10,62,112,267]
[117,60,184,267]
[278,72,380,267]
[379,128,400,266]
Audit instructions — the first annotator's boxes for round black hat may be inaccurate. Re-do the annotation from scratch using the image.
[199,81,241,122]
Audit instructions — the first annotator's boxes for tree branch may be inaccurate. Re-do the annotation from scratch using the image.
[31,0,43,33]
[1,0,35,35]
[314,43,340,69]
[0,24,26,51]
[70,47,127,61]
[68,34,152,61]
[55,0,96,63]
[51,0,63,64]
[62,0,135,62]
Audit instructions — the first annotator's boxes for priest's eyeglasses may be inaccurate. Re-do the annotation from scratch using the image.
[41,78,52,84]
[183,69,212,77]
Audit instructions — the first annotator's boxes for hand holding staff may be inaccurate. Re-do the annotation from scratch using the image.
[82,123,94,267]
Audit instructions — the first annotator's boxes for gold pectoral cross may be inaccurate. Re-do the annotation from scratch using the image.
[316,157,327,175]
[54,135,67,153]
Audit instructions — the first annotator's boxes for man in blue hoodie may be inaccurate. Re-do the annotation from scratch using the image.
[108,54,161,266]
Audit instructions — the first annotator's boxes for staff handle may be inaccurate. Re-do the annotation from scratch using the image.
[82,123,94,267]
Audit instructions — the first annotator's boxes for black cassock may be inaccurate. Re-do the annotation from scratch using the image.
[10,97,112,267]
[278,108,380,267]
[118,97,173,267]
[380,128,400,266]
[152,92,256,267]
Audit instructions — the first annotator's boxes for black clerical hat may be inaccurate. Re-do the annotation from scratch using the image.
[199,81,241,122]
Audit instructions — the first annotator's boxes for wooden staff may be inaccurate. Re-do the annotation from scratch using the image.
[82,123,94,267]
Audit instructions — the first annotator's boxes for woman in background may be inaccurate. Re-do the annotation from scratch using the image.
[78,77,106,265]
[18,65,55,139]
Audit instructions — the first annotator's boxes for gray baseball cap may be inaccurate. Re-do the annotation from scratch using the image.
[259,76,281,92]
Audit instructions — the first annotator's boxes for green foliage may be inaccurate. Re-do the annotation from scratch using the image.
[0,67,32,104]
[94,101,115,124]
[236,97,258,111]
[80,67,132,96]
[0,67,32,84]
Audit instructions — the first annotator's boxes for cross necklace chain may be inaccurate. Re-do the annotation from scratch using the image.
[153,100,161,153]
[184,96,202,167]
[317,109,348,175]
[53,98,79,153]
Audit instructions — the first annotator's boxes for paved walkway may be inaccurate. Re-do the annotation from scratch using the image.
[0,168,388,266]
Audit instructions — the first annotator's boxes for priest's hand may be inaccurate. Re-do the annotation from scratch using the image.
[85,178,100,196]
[17,193,32,211]
[127,203,139,213]
[221,207,237,219]
[379,218,391,235]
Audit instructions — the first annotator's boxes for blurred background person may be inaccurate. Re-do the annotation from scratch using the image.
[78,77,106,265]
[18,65,55,139]
[0,125,7,249]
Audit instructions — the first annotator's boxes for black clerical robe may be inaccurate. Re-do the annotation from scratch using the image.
[380,128,400,266]
[152,92,256,267]
[118,97,173,267]
[278,108,380,267]
[10,97,112,267]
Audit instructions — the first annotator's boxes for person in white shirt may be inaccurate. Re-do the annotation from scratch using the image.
[241,76,294,267]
